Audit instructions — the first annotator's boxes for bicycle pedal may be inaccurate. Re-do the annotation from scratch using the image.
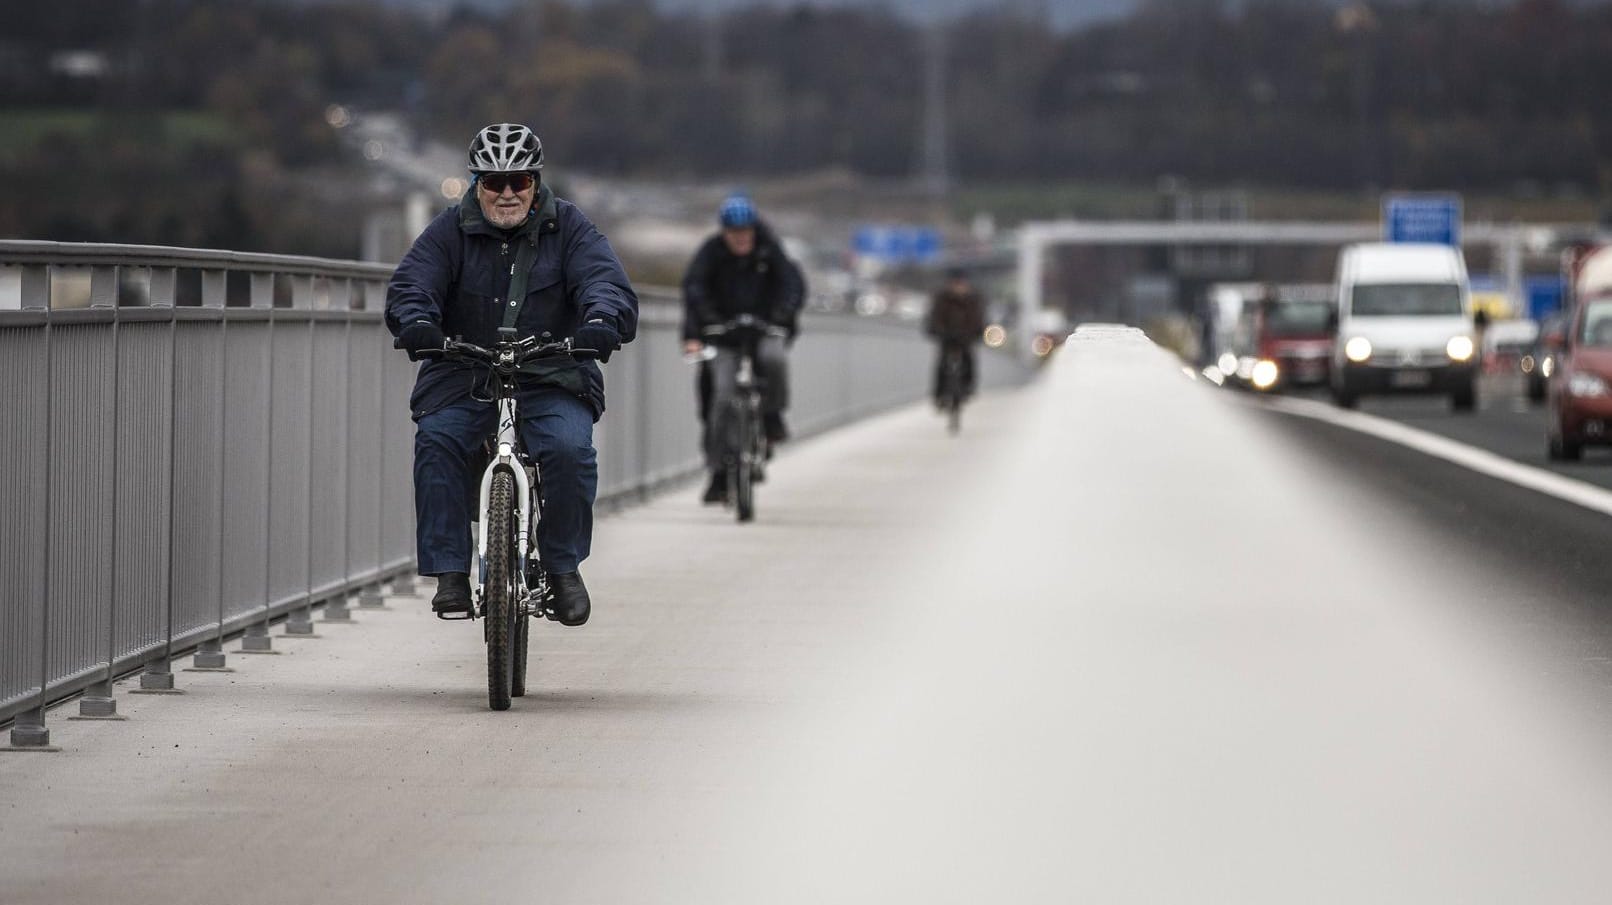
[434,609,475,622]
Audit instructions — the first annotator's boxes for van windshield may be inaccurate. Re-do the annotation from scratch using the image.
[1581,300,1612,347]
[1266,301,1334,337]
[1351,283,1463,317]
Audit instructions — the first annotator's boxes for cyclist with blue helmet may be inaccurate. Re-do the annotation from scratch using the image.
[682,193,806,504]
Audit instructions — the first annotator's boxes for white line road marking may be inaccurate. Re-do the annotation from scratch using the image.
[1259,395,1612,519]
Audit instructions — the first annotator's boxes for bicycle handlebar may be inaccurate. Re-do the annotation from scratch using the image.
[393,335,581,369]
[700,314,790,340]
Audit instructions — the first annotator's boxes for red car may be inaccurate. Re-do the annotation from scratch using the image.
[1547,296,1612,460]
[1228,296,1335,392]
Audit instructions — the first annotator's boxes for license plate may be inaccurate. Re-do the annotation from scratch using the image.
[1390,369,1431,388]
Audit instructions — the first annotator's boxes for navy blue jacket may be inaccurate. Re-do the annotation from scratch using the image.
[385,184,639,420]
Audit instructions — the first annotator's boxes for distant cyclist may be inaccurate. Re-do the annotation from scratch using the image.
[925,268,987,408]
[385,122,638,625]
[681,193,805,504]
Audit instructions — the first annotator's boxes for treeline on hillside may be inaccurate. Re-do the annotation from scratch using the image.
[3,0,1610,252]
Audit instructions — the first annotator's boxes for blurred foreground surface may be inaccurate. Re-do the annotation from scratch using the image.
[6,335,1612,902]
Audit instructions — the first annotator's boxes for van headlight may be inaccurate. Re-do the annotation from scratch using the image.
[1344,337,1372,363]
[1446,335,1475,362]
[1568,372,1610,398]
[1250,359,1280,390]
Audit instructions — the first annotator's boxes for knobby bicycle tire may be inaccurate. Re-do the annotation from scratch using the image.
[485,469,517,711]
[733,403,756,523]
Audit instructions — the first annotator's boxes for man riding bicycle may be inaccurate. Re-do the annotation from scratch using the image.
[681,193,805,504]
[925,268,986,409]
[386,122,638,625]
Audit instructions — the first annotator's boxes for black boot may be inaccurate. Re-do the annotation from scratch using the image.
[431,572,472,617]
[763,412,789,444]
[547,571,591,626]
[702,469,728,504]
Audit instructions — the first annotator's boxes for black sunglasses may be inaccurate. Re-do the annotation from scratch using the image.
[477,172,535,194]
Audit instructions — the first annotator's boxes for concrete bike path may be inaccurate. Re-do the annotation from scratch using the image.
[6,332,1612,903]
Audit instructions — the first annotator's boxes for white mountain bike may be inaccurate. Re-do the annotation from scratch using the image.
[405,330,581,711]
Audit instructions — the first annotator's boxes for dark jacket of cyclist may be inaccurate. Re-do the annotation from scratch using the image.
[681,219,804,344]
[925,272,987,404]
[385,123,638,625]
[680,194,805,504]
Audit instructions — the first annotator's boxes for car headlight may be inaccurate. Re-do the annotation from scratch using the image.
[1250,359,1280,390]
[1446,335,1475,362]
[1567,372,1610,398]
[1542,355,1556,378]
[1217,353,1238,376]
[1344,337,1372,363]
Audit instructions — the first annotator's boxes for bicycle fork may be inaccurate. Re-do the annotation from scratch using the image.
[475,397,537,598]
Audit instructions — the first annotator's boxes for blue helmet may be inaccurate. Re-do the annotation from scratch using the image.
[718,193,758,229]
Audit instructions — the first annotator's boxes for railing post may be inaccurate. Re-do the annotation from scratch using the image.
[195,269,230,670]
[321,590,354,622]
[6,706,56,751]
[360,317,388,612]
[135,273,184,697]
[192,638,228,670]
[6,290,55,750]
[98,270,131,711]
[137,657,180,693]
[283,604,316,636]
[244,291,279,655]
[323,320,357,625]
[358,581,387,609]
[77,680,121,718]
[288,310,324,634]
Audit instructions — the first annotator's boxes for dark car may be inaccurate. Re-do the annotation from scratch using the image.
[1523,312,1568,403]
[1546,298,1612,460]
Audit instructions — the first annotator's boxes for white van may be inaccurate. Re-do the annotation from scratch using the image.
[1331,242,1478,411]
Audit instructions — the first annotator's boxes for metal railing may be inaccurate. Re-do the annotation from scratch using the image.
[0,240,1029,746]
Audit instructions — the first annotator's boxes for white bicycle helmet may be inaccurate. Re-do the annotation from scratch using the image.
[468,123,543,173]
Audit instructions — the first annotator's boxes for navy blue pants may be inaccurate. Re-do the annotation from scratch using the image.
[413,390,597,576]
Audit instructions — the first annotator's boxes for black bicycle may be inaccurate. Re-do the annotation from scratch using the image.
[703,314,787,523]
[400,329,580,710]
[937,344,969,435]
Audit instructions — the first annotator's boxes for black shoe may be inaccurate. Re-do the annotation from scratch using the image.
[547,571,591,626]
[431,572,472,618]
[702,471,728,504]
[763,412,789,444]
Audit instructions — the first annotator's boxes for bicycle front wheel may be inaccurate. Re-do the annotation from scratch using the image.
[484,469,517,711]
[733,406,756,523]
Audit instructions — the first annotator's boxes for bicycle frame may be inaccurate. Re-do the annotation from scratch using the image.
[402,332,574,613]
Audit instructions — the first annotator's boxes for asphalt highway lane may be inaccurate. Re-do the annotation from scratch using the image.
[6,333,1612,902]
[1286,373,1612,488]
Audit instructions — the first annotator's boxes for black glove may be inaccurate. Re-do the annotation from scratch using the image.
[573,318,621,363]
[397,320,447,360]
